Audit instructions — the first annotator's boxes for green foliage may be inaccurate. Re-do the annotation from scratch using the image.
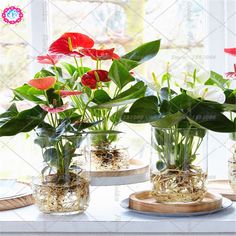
[110,106,127,126]
[13,84,45,104]
[34,69,55,78]
[121,39,161,70]
[122,92,235,132]
[108,60,135,89]
[0,105,47,136]
[62,62,91,77]
[0,103,18,125]
[0,37,161,176]
[205,71,228,90]
[92,81,146,108]
[46,88,63,107]
[93,90,111,104]
[122,96,161,123]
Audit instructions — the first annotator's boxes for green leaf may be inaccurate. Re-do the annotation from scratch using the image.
[93,90,111,104]
[13,84,45,104]
[62,62,77,76]
[160,100,170,114]
[121,39,161,69]
[122,96,160,123]
[204,71,227,90]
[59,108,76,119]
[185,103,235,132]
[224,89,236,104]
[53,119,71,139]
[59,109,82,123]
[46,88,63,107]
[156,160,166,171]
[0,106,47,136]
[118,58,140,71]
[62,62,91,77]
[151,112,184,128]
[43,148,59,167]
[129,96,159,114]
[169,93,196,113]
[108,60,135,89]
[35,122,55,137]
[0,103,18,118]
[0,103,18,125]
[51,66,63,77]
[92,81,146,108]
[115,81,146,99]
[110,106,127,126]
[160,87,176,101]
[34,136,53,148]
[34,69,55,78]
[75,67,91,77]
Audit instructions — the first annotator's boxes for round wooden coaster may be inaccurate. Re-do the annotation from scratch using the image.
[129,191,222,214]
[0,180,34,211]
[208,180,236,201]
[91,159,149,177]
[90,159,149,186]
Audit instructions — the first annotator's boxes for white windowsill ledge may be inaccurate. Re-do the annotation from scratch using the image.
[0,185,235,236]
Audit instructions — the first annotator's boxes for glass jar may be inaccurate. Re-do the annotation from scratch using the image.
[229,133,236,192]
[89,131,130,171]
[151,127,208,203]
[32,134,90,215]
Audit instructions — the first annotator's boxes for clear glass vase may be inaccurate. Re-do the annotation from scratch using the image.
[89,131,130,171]
[151,127,208,203]
[32,134,90,215]
[229,133,236,192]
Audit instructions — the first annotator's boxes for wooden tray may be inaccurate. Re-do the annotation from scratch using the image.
[90,159,149,186]
[208,180,236,201]
[128,191,222,214]
[0,180,34,211]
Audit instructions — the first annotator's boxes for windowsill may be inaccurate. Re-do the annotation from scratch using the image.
[0,185,235,236]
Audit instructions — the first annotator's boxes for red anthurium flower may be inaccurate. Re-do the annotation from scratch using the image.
[112,52,120,60]
[224,48,236,56]
[81,70,110,89]
[81,74,97,89]
[37,54,61,65]
[80,48,120,60]
[225,72,236,79]
[58,90,83,97]
[28,77,56,90]
[41,103,69,113]
[94,70,110,82]
[49,32,94,56]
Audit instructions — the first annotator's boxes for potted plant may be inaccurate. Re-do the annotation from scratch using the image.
[122,67,236,202]
[48,32,161,171]
[0,33,102,214]
[224,47,236,192]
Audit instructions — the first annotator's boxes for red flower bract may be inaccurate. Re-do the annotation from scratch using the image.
[49,32,94,56]
[81,70,110,89]
[224,48,236,56]
[37,54,61,65]
[225,72,236,79]
[59,90,83,97]
[80,48,120,60]
[41,103,69,113]
[28,77,56,90]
